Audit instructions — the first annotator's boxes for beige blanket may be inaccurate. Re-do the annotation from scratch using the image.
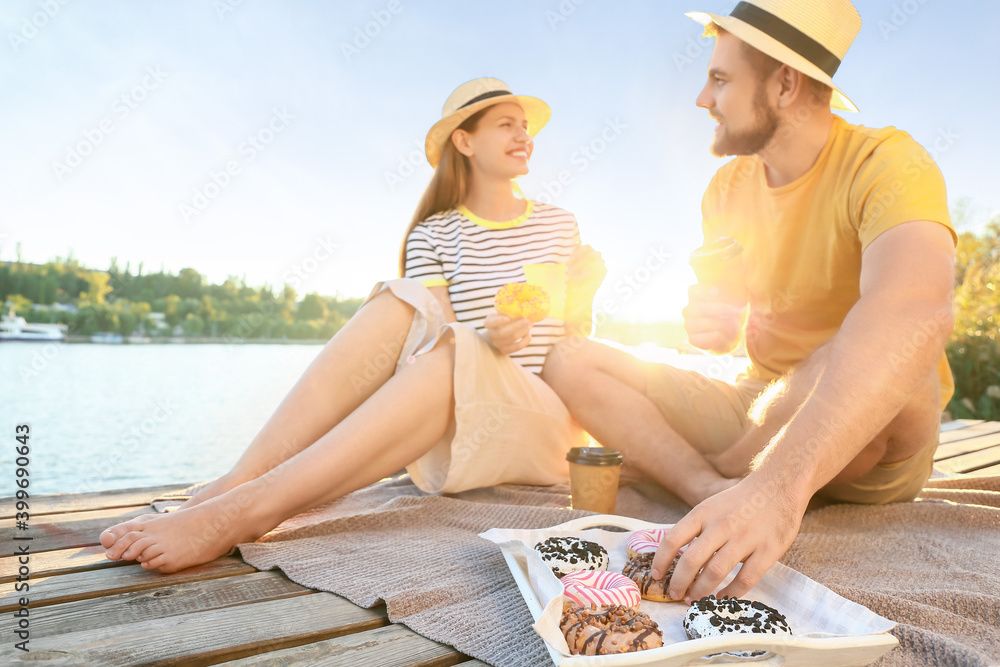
[155,475,1000,666]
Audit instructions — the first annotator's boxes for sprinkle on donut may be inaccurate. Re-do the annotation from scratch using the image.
[561,569,641,611]
[494,283,551,322]
[560,604,664,655]
[683,594,792,658]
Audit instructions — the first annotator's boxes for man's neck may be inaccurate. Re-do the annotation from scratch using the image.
[758,111,836,188]
[462,177,524,221]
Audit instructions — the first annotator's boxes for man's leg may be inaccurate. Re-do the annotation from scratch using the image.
[709,341,942,501]
[707,346,828,478]
[542,339,743,506]
[818,366,941,502]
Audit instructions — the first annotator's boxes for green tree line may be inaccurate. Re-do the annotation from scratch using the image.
[3,214,997,417]
[948,213,1000,419]
[0,254,362,341]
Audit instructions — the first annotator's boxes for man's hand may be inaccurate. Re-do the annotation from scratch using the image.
[484,312,531,355]
[651,474,807,602]
[683,284,745,353]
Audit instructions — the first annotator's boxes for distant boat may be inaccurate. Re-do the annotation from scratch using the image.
[90,332,124,344]
[0,311,66,342]
[126,334,152,344]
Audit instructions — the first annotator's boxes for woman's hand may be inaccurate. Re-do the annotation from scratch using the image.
[567,244,607,296]
[484,312,532,355]
[565,245,606,336]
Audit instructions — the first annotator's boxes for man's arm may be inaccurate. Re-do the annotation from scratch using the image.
[651,220,955,601]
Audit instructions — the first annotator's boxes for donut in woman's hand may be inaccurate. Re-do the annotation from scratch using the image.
[560,604,664,655]
[683,595,792,658]
[625,528,670,558]
[494,283,550,322]
[535,537,609,578]
[622,552,684,602]
[561,569,641,611]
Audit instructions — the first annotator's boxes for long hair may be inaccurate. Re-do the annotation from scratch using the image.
[398,109,488,277]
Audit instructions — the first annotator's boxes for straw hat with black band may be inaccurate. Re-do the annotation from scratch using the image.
[687,0,862,112]
[424,77,551,168]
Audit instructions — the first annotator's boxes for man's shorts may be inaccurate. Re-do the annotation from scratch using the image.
[643,362,936,505]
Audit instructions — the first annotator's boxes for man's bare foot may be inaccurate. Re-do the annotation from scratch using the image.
[618,459,650,487]
[691,476,741,506]
[100,486,276,573]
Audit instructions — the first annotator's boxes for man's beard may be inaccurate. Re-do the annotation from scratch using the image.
[710,86,780,158]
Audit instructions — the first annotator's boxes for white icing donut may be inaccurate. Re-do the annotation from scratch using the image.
[683,595,792,658]
[625,528,669,558]
[535,537,609,578]
[562,570,642,610]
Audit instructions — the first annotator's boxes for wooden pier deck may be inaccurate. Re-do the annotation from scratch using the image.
[2,420,998,666]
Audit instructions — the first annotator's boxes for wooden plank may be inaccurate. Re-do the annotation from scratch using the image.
[967,462,1000,476]
[3,591,388,666]
[0,571,312,640]
[939,419,983,433]
[0,545,127,584]
[938,421,1000,443]
[933,444,1000,475]
[218,623,467,666]
[934,432,1000,461]
[0,483,192,520]
[0,557,257,613]
[0,505,154,553]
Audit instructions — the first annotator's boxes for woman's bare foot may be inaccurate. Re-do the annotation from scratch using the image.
[99,472,253,553]
[174,472,247,511]
[100,483,277,573]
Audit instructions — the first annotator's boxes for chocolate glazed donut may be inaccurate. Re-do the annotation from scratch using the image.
[622,552,684,602]
[560,604,664,655]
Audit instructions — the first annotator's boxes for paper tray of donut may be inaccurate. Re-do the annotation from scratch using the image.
[479,514,898,666]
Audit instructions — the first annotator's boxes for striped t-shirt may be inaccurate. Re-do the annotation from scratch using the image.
[404,200,580,374]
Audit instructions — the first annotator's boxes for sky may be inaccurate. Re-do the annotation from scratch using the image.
[3,0,998,322]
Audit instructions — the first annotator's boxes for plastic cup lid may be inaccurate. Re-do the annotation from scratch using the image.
[566,447,623,466]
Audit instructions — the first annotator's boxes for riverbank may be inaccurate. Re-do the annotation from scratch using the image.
[63,335,332,345]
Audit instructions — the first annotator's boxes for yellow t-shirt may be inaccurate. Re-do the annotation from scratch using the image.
[702,115,957,408]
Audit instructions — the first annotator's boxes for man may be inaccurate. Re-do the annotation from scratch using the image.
[541,0,957,603]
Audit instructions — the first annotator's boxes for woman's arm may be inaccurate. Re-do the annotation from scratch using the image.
[427,286,458,323]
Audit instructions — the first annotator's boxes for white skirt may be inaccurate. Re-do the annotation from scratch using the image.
[362,278,588,494]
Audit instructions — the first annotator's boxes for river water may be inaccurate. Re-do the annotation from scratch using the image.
[1,342,747,497]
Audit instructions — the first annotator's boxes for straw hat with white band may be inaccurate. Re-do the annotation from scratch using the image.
[687,0,862,112]
[424,77,551,168]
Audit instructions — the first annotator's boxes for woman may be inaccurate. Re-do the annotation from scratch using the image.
[99,78,605,573]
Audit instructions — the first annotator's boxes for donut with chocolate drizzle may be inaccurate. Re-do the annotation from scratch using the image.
[622,552,684,602]
[560,604,664,655]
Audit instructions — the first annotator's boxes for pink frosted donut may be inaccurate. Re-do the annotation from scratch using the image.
[626,529,670,558]
[562,569,642,611]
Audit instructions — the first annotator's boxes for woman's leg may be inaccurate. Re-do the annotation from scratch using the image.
[100,332,457,573]
[178,288,417,509]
